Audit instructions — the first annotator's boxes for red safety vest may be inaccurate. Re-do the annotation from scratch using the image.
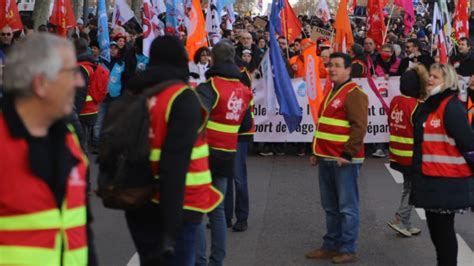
[207,76,252,152]
[388,95,418,166]
[0,118,88,265]
[312,81,365,161]
[422,95,473,177]
[149,83,223,213]
[79,62,99,116]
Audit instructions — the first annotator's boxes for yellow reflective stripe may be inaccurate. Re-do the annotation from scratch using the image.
[389,147,413,157]
[314,153,365,162]
[66,124,89,166]
[62,206,87,229]
[63,247,88,265]
[210,146,237,152]
[0,246,60,265]
[319,116,350,128]
[79,111,98,116]
[389,135,414,144]
[192,144,209,160]
[149,149,161,162]
[85,95,93,102]
[210,79,220,110]
[315,131,349,142]
[165,86,189,122]
[150,145,208,162]
[0,209,60,230]
[186,170,212,186]
[207,120,240,133]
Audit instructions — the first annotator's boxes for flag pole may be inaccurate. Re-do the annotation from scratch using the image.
[282,4,290,60]
[382,5,395,44]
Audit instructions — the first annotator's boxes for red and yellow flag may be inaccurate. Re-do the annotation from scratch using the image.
[333,0,354,53]
[50,0,77,37]
[281,0,302,43]
[0,0,23,32]
[186,0,208,61]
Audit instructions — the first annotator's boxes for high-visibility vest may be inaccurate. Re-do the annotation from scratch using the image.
[0,118,89,265]
[388,95,418,166]
[149,83,223,213]
[79,62,99,116]
[238,68,256,137]
[312,81,365,161]
[206,76,252,152]
[422,95,473,177]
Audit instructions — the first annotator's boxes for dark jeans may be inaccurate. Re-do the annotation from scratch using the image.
[225,142,250,223]
[79,115,97,156]
[426,211,457,266]
[125,204,200,266]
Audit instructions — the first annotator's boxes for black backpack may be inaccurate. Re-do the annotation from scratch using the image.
[96,80,182,210]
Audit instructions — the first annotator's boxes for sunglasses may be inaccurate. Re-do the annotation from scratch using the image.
[1,32,12,37]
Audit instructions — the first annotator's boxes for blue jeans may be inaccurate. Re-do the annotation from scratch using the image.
[225,142,249,223]
[196,176,227,266]
[92,102,109,147]
[125,203,200,266]
[318,160,361,254]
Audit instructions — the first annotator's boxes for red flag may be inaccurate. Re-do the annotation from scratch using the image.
[366,0,386,49]
[333,0,354,53]
[1,0,23,32]
[394,0,414,36]
[50,0,77,37]
[186,0,208,61]
[281,0,302,43]
[453,0,469,40]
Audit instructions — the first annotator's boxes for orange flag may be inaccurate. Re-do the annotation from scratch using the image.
[50,0,77,37]
[186,0,208,61]
[304,43,324,125]
[333,0,354,53]
[281,0,302,43]
[1,0,23,31]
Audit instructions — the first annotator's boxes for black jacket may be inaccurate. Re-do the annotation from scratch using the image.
[397,52,434,75]
[450,49,474,76]
[411,89,474,209]
[196,62,253,178]
[235,43,263,72]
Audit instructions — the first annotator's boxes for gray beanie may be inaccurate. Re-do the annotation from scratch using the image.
[212,40,235,65]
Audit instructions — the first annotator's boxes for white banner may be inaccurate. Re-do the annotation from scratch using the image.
[252,77,401,143]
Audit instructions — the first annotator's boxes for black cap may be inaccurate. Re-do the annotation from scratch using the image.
[400,69,421,98]
[148,35,188,69]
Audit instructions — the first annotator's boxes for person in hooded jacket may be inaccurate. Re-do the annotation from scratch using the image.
[387,65,428,238]
[411,63,474,266]
[375,44,400,78]
[195,40,253,266]
[350,43,368,78]
[124,36,223,266]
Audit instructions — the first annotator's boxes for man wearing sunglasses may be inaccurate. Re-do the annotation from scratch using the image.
[0,25,13,56]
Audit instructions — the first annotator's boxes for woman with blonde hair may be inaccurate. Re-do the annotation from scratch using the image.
[411,63,474,266]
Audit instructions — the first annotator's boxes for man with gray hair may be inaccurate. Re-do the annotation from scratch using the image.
[195,40,253,266]
[0,33,96,265]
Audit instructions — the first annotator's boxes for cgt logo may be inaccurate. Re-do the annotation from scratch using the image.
[430,117,441,128]
[226,90,244,121]
[391,105,403,124]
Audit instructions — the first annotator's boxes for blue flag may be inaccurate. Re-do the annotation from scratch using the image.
[98,0,110,62]
[268,22,302,132]
[270,0,283,35]
[165,0,181,34]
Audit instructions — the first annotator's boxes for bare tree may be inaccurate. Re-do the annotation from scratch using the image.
[132,0,143,22]
[72,0,82,20]
[32,0,52,30]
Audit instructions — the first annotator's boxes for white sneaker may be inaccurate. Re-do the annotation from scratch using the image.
[372,149,386,158]
[387,219,411,237]
[408,227,421,236]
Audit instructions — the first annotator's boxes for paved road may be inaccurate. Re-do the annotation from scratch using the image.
[89,154,474,266]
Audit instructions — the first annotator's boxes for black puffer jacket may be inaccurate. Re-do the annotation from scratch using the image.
[411,89,474,209]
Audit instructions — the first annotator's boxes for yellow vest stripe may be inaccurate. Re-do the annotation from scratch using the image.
[207,120,240,133]
[85,95,93,102]
[0,246,60,265]
[319,116,350,128]
[390,135,414,144]
[63,246,88,265]
[62,206,87,229]
[183,185,223,213]
[0,209,60,230]
[150,144,209,162]
[389,147,413,157]
[186,170,212,186]
[315,131,350,142]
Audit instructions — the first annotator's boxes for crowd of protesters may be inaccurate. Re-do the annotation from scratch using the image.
[1,2,474,266]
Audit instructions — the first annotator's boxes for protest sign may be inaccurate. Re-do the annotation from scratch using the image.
[310,26,333,42]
